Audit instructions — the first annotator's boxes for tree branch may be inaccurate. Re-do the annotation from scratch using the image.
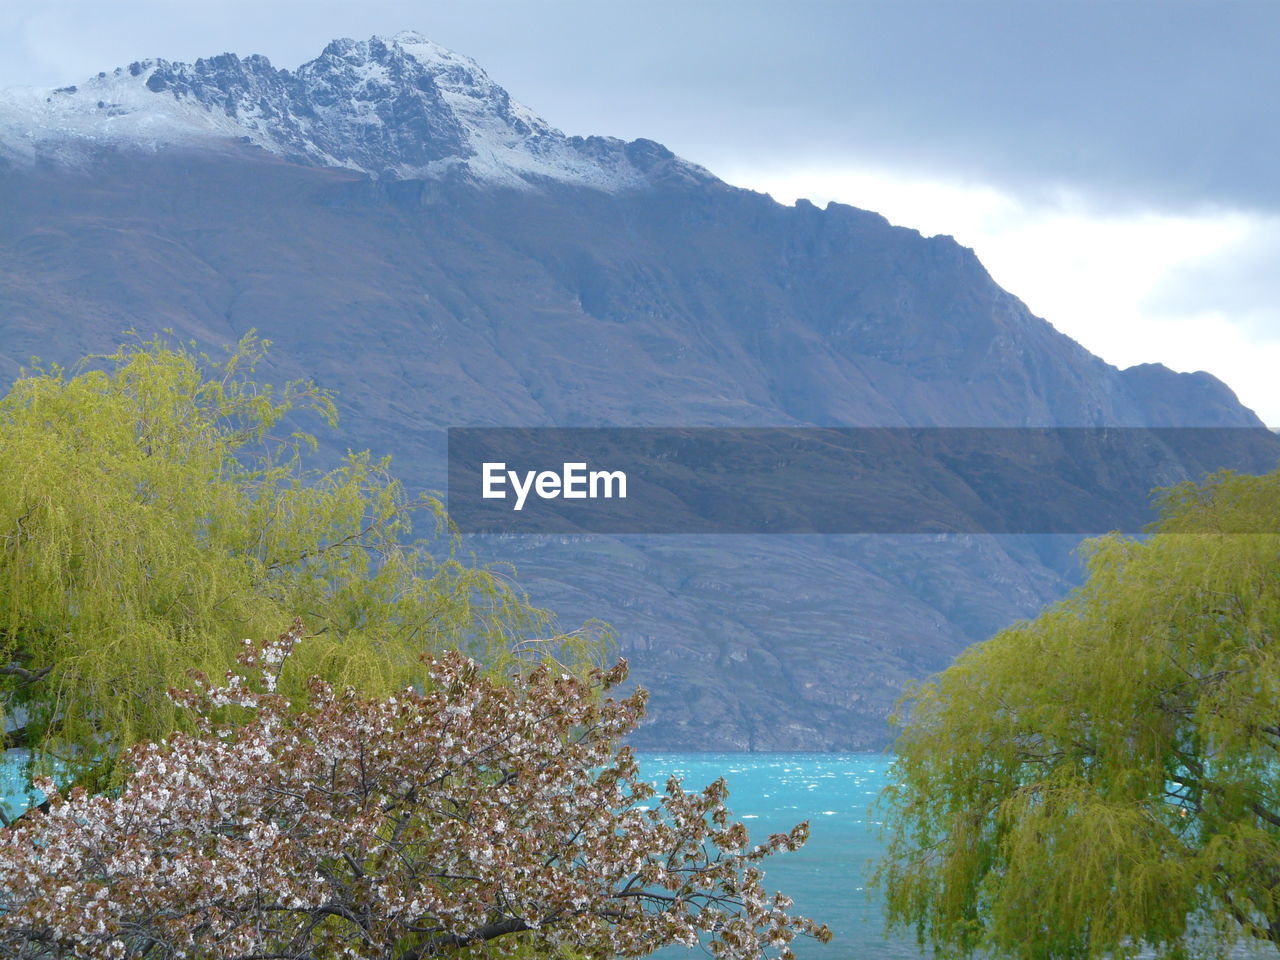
[0,663,51,684]
[397,917,531,960]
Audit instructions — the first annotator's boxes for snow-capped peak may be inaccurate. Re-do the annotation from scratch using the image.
[0,33,713,192]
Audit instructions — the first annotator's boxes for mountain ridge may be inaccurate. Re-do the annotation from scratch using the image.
[0,30,714,192]
[0,30,1259,423]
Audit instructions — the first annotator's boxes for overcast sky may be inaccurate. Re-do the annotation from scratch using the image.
[3,0,1277,422]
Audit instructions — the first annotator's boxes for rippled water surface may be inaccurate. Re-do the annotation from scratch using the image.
[6,748,1269,958]
[2,750,902,954]
[639,752,918,960]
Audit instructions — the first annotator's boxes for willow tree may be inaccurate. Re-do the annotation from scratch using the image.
[0,335,576,799]
[877,468,1280,960]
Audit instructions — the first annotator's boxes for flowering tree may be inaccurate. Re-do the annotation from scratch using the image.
[0,622,830,959]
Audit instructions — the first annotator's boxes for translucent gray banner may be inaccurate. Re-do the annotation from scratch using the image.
[446,427,1280,534]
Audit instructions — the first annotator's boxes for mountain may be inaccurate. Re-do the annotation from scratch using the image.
[0,31,710,190]
[0,34,1270,749]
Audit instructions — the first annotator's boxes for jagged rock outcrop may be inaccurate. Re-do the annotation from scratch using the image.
[0,31,711,189]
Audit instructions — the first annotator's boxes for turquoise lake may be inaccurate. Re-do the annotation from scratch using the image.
[639,753,917,960]
[1,751,911,957]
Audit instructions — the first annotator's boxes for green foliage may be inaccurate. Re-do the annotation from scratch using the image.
[877,468,1280,960]
[0,334,592,793]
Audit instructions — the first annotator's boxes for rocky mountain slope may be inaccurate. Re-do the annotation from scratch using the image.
[0,34,1268,748]
[0,31,709,190]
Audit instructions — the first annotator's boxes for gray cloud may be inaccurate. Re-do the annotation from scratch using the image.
[1146,220,1280,335]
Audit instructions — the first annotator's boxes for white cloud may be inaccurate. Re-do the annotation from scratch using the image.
[720,164,1280,426]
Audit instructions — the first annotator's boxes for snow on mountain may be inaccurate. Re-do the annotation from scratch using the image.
[0,31,714,191]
